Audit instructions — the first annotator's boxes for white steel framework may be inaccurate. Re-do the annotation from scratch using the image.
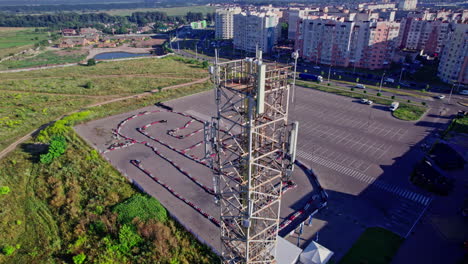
[208,55,295,263]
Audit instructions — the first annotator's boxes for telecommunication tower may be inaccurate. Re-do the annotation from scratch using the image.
[207,50,299,263]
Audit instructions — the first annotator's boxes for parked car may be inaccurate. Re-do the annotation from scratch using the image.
[390,102,399,111]
[460,90,468,95]
[360,98,369,104]
[355,84,366,89]
[384,78,395,83]
[313,66,320,70]
[436,95,445,99]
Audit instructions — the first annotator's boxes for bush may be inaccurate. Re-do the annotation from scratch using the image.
[113,193,168,224]
[73,253,86,264]
[37,111,91,142]
[363,90,367,94]
[377,92,382,96]
[87,58,96,66]
[422,102,426,106]
[391,95,395,99]
[118,225,143,255]
[407,99,411,103]
[84,81,93,89]
[201,61,209,68]
[397,85,400,89]
[40,135,67,164]
[2,245,15,256]
[327,83,330,86]
[0,186,10,195]
[351,88,355,91]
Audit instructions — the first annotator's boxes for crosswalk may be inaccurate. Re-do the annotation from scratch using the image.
[296,150,432,206]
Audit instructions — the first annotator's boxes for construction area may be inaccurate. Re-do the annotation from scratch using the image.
[75,55,329,263]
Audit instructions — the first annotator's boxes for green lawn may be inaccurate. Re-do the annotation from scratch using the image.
[0,56,209,152]
[392,104,427,121]
[296,80,427,121]
[105,5,215,16]
[0,50,87,70]
[339,227,404,264]
[0,28,49,59]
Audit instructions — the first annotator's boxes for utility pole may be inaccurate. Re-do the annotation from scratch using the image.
[292,50,299,104]
[448,81,455,104]
[195,44,198,59]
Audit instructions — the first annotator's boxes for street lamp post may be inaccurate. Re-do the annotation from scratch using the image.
[379,71,386,93]
[292,50,299,104]
[327,65,331,83]
[448,81,455,104]
[399,67,405,83]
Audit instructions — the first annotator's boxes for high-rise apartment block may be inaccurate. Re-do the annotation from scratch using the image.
[233,11,279,54]
[398,0,418,11]
[295,19,400,70]
[437,24,468,84]
[215,7,242,39]
[398,18,450,56]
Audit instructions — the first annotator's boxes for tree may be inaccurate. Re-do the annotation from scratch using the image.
[356,77,360,83]
[201,61,209,68]
[87,58,96,66]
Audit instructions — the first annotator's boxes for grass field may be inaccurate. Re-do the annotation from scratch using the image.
[0,28,49,59]
[0,56,209,152]
[339,227,404,264]
[0,49,87,70]
[0,119,217,263]
[105,5,215,16]
[296,80,427,121]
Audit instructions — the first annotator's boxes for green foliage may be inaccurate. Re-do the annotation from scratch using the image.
[0,186,11,195]
[363,90,367,94]
[113,193,168,224]
[407,99,411,103]
[327,83,330,86]
[15,220,22,225]
[377,92,382,96]
[393,105,426,121]
[87,58,96,66]
[351,88,354,91]
[40,135,67,164]
[356,77,360,83]
[397,85,400,89]
[391,95,395,99]
[84,81,94,89]
[201,61,209,69]
[73,252,86,264]
[2,245,15,256]
[37,111,92,143]
[118,224,143,255]
[421,102,426,106]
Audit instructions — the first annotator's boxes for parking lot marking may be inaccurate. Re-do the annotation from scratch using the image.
[297,150,431,206]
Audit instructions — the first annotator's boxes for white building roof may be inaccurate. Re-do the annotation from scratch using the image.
[271,236,302,264]
[299,241,334,264]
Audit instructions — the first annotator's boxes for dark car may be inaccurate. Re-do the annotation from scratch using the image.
[412,157,453,196]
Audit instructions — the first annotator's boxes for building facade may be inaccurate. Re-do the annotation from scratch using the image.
[233,11,279,54]
[398,0,418,11]
[295,18,400,70]
[215,7,242,39]
[438,24,468,85]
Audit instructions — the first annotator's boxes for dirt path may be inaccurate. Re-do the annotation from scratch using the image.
[0,77,210,161]
[1,89,121,99]
[1,73,203,81]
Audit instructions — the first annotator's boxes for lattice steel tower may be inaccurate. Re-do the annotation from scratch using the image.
[207,51,299,263]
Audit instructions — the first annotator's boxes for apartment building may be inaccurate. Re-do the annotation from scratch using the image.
[438,23,468,85]
[398,0,418,11]
[215,7,242,39]
[295,18,400,70]
[398,18,450,56]
[233,11,279,54]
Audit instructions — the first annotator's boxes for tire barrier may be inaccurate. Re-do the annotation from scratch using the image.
[131,159,221,227]
[105,108,307,232]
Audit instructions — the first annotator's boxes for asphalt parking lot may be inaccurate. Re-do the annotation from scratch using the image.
[75,91,319,255]
[75,85,454,261]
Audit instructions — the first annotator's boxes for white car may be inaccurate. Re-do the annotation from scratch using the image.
[366,100,373,105]
[313,66,320,70]
[436,95,445,99]
[460,90,468,95]
[360,98,369,104]
[355,84,366,89]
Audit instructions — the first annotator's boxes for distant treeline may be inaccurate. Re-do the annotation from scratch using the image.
[0,11,213,28]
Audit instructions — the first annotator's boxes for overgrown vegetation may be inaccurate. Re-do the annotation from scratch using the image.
[339,227,403,264]
[39,135,67,164]
[0,50,87,70]
[0,28,50,59]
[0,56,208,151]
[392,105,426,121]
[444,114,468,136]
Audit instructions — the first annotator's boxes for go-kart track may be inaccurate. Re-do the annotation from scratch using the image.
[75,92,326,254]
